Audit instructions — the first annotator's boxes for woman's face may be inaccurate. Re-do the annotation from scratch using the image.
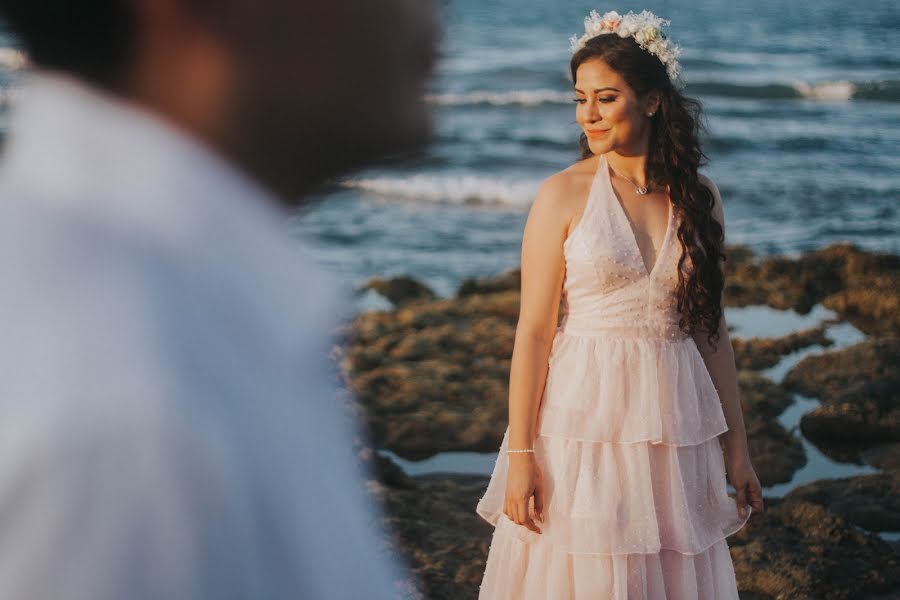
[573,58,656,156]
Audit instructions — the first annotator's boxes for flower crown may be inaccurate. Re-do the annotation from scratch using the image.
[569,9,683,86]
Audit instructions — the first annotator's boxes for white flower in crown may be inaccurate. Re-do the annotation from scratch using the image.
[568,9,683,85]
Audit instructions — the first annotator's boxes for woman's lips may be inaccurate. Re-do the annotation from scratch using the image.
[586,129,610,138]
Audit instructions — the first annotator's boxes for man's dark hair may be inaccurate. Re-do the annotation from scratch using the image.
[0,1,136,87]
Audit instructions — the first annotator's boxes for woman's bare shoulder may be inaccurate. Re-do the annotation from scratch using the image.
[530,157,598,221]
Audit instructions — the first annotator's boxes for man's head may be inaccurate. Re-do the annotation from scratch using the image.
[0,0,440,204]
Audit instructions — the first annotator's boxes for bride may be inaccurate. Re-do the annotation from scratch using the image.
[476,9,764,599]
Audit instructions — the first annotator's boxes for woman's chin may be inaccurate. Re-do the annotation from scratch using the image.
[587,140,611,154]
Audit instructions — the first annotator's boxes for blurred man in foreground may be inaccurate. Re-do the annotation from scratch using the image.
[0,0,438,598]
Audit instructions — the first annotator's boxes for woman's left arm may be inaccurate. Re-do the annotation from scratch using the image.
[692,174,764,518]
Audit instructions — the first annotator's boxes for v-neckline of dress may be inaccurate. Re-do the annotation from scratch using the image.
[600,153,673,279]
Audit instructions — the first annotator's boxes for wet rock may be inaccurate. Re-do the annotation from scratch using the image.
[361,275,437,307]
[779,337,900,449]
[730,498,900,599]
[733,324,834,371]
[351,444,491,598]
[823,283,900,338]
[352,358,509,460]
[357,444,418,490]
[862,442,900,472]
[737,371,795,420]
[341,289,519,459]
[725,242,900,335]
[784,472,900,534]
[782,337,900,401]
[369,470,492,600]
[800,379,900,443]
[457,268,520,296]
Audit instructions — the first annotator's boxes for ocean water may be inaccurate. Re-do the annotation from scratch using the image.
[1,0,899,302]
[296,0,900,300]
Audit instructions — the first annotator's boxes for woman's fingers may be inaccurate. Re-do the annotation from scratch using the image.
[502,461,543,533]
[507,498,524,526]
[749,479,765,513]
[518,496,541,533]
[533,467,545,522]
[505,499,519,525]
[506,495,541,533]
[735,481,748,518]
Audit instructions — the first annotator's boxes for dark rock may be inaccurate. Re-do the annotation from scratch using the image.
[730,498,900,599]
[743,415,806,487]
[784,471,900,534]
[457,268,520,296]
[725,242,900,335]
[862,443,900,472]
[780,338,900,447]
[823,283,900,338]
[362,275,437,307]
[783,337,900,401]
[800,379,900,443]
[370,472,492,600]
[733,324,834,371]
[738,371,795,421]
[340,289,520,459]
[357,445,418,490]
[353,358,509,460]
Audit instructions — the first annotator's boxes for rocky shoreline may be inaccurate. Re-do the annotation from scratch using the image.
[336,242,900,599]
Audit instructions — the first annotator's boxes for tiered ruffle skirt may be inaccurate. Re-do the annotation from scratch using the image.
[475,331,752,599]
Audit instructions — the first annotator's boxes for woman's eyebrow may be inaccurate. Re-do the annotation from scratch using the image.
[573,86,620,93]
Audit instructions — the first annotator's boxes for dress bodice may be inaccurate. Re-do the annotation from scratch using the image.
[559,153,691,341]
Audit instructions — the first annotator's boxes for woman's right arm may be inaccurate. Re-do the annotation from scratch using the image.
[503,172,572,533]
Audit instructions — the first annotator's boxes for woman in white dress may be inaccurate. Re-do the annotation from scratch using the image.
[475,9,765,599]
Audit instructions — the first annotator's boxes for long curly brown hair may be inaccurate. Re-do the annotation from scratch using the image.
[570,34,726,351]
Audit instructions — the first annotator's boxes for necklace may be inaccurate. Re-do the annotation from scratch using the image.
[607,161,651,195]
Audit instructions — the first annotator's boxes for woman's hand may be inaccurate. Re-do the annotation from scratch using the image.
[503,453,545,534]
[726,454,764,518]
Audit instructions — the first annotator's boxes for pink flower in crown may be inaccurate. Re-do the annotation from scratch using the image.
[599,10,621,30]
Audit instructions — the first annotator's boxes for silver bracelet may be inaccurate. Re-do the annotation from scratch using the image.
[506,448,535,453]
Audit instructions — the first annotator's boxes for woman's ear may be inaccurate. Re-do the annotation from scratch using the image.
[646,91,661,115]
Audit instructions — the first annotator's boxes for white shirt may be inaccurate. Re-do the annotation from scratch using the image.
[0,71,411,599]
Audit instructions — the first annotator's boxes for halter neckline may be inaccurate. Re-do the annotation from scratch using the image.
[599,153,673,279]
